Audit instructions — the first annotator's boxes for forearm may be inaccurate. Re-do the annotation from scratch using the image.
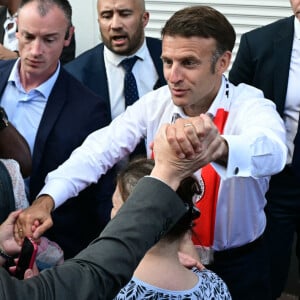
[0,177,187,299]
[76,176,187,299]
[40,109,145,208]
[214,130,287,179]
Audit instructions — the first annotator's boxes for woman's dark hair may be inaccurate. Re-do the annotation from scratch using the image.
[117,157,201,242]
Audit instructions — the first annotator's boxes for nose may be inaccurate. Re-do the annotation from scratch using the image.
[167,63,182,84]
[111,14,122,29]
[31,39,43,56]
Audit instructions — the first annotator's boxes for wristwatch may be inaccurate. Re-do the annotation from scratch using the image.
[0,107,9,130]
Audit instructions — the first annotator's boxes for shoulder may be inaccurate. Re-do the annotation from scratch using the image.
[146,36,162,46]
[56,68,105,102]
[51,69,110,125]
[145,37,162,55]
[230,81,264,99]
[229,82,277,113]
[138,85,171,109]
[243,16,293,40]
[0,59,15,70]
[194,268,232,299]
[64,44,103,70]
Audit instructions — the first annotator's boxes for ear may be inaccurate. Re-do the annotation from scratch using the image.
[63,26,75,46]
[142,11,150,28]
[216,51,232,74]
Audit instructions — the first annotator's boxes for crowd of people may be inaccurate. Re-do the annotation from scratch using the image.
[0,0,298,299]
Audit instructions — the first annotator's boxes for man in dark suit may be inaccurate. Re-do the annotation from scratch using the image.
[64,0,165,124]
[0,0,115,259]
[0,122,200,299]
[229,2,300,298]
[64,0,165,216]
[0,0,76,63]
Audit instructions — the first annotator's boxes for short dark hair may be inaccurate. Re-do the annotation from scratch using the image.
[20,0,72,26]
[117,157,201,242]
[161,5,236,56]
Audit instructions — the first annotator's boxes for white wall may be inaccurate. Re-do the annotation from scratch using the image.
[71,0,292,58]
[70,0,99,56]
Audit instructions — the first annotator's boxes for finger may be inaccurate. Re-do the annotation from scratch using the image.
[196,261,205,271]
[196,114,220,150]
[32,218,53,240]
[6,210,22,225]
[14,214,34,244]
[197,114,216,139]
[171,119,200,158]
[182,122,202,154]
[8,265,16,276]
[24,269,33,279]
[166,125,186,158]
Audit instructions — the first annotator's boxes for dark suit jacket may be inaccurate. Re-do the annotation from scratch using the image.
[229,16,294,118]
[0,160,15,223]
[0,6,6,43]
[0,59,115,258]
[229,16,300,204]
[0,6,76,64]
[0,177,186,300]
[64,37,166,120]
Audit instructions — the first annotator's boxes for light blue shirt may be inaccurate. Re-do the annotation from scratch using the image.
[0,59,60,154]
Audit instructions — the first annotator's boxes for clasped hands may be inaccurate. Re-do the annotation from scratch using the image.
[14,114,228,242]
[151,113,228,189]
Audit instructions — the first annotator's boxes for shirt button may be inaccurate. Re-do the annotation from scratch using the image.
[234,167,239,175]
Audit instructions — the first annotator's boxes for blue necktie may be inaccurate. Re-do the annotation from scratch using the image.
[121,56,139,107]
[121,56,146,157]
[291,122,300,177]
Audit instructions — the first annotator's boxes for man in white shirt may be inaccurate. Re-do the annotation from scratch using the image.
[17,5,287,299]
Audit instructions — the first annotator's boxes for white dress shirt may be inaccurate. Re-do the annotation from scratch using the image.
[40,77,287,250]
[284,17,300,164]
[104,40,159,119]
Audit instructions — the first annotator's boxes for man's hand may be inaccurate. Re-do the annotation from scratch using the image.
[15,196,54,244]
[9,261,39,279]
[167,114,228,165]
[0,44,18,60]
[0,210,22,258]
[24,262,39,279]
[151,114,228,190]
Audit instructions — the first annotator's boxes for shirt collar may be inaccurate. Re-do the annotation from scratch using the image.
[294,16,300,40]
[104,39,147,66]
[8,59,61,99]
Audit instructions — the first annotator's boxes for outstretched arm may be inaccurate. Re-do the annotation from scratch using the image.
[1,122,211,299]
